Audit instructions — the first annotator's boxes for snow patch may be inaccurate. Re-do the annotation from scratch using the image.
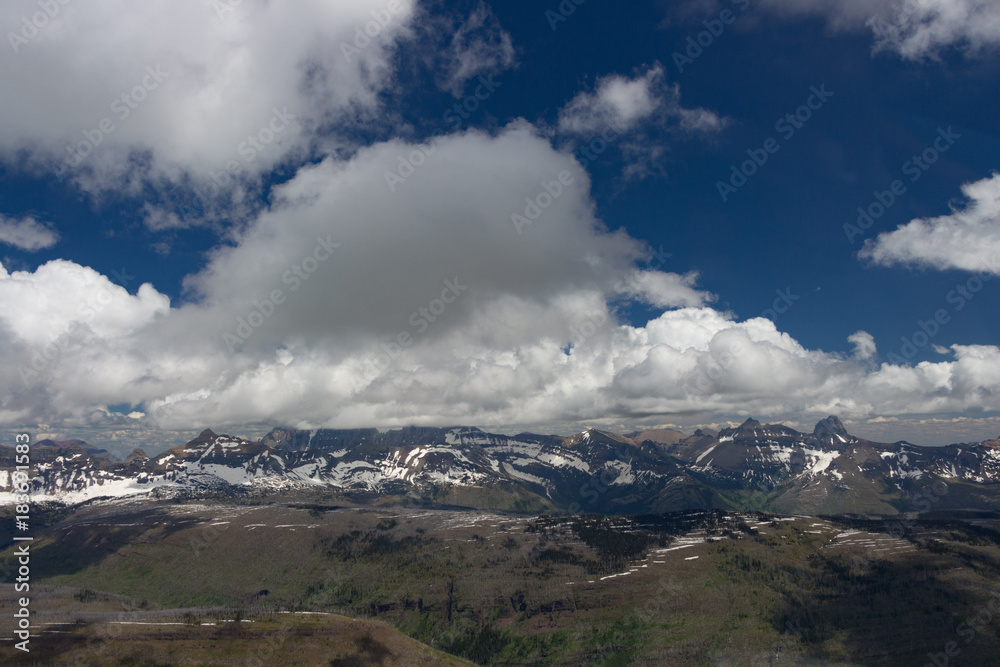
[696,445,717,464]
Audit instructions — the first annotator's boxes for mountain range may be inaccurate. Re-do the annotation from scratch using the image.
[3,416,999,515]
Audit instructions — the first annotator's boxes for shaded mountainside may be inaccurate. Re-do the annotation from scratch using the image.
[5,502,1000,666]
[33,439,113,460]
[2,418,999,515]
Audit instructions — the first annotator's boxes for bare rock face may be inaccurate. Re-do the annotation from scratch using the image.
[814,415,849,441]
[4,417,1000,515]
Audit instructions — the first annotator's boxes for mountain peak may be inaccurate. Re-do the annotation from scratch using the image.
[169,428,223,456]
[563,427,635,449]
[124,448,149,465]
[813,416,848,439]
[11,421,1000,513]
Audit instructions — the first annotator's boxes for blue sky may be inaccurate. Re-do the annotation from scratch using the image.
[1,0,999,455]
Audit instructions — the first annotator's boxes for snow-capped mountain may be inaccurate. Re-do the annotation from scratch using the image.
[664,417,1000,514]
[2,418,998,514]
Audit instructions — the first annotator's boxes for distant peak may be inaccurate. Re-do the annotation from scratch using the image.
[739,418,762,429]
[813,416,848,439]
[124,448,149,464]
[175,428,223,453]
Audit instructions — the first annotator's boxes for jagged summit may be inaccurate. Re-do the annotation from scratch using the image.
[814,415,849,440]
[5,422,1000,514]
[181,428,221,451]
[124,448,149,465]
[717,417,793,440]
[563,427,635,449]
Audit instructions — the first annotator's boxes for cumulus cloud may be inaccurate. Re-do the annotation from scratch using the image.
[0,0,417,207]
[860,173,1000,275]
[868,0,1000,59]
[849,330,877,361]
[558,66,664,135]
[0,215,58,251]
[619,270,713,309]
[753,0,900,30]
[434,2,516,97]
[2,125,999,434]
[0,124,711,428]
[556,64,727,179]
[557,64,725,136]
[1,4,997,441]
[0,260,171,426]
[670,0,1000,59]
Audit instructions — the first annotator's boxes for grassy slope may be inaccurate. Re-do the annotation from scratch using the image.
[0,590,473,666]
[3,499,1000,665]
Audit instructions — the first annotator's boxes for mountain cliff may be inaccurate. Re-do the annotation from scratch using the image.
[2,417,998,515]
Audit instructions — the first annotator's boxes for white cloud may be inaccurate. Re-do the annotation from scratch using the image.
[558,67,663,135]
[676,107,729,134]
[868,0,1000,59]
[0,124,710,428]
[0,0,417,205]
[0,215,58,251]
[849,330,877,361]
[2,126,999,436]
[0,260,171,427]
[557,64,726,137]
[754,0,898,30]
[619,270,713,309]
[434,2,516,97]
[860,173,1000,275]
[556,64,727,179]
[765,0,1000,58]
[676,0,1000,59]
[1,2,995,450]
